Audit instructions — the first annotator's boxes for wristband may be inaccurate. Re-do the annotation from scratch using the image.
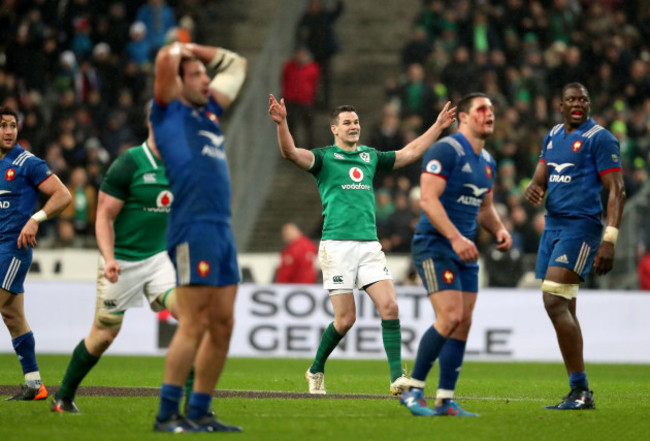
[602,226,618,245]
[31,210,48,223]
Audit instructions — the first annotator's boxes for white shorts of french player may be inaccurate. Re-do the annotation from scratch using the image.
[319,240,392,294]
[541,280,579,300]
[96,251,176,315]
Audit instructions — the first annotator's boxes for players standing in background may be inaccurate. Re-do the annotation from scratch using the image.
[151,42,246,432]
[268,94,455,396]
[524,82,625,410]
[0,106,72,401]
[400,93,512,417]
[51,122,179,413]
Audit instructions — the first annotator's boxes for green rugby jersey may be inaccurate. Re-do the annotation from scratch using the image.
[309,145,395,241]
[99,142,172,261]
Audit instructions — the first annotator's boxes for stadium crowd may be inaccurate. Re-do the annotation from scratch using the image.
[371,0,650,285]
[0,0,201,246]
[1,0,649,286]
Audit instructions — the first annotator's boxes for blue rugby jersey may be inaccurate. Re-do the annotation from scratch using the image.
[414,133,496,240]
[540,118,621,233]
[150,96,231,233]
[0,144,52,246]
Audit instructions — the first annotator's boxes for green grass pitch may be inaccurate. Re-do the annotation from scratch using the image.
[1,354,649,440]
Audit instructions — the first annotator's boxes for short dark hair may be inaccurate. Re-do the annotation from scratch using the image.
[562,82,589,96]
[0,106,19,123]
[330,105,357,125]
[179,55,200,79]
[457,92,488,115]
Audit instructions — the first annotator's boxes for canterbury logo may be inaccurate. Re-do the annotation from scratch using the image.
[332,275,343,283]
[547,162,574,173]
[463,183,489,197]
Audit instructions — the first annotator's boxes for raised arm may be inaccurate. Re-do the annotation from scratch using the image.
[420,172,478,262]
[153,43,185,105]
[477,191,512,252]
[154,43,247,109]
[17,174,72,249]
[186,43,247,109]
[393,102,456,169]
[268,94,315,170]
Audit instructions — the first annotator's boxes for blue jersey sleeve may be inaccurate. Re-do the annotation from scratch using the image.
[26,156,52,187]
[421,142,458,180]
[592,130,622,175]
[539,132,551,162]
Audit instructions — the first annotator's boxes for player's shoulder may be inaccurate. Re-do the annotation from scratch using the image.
[480,148,496,165]
[547,123,564,138]
[10,147,45,168]
[582,123,616,143]
[434,135,465,154]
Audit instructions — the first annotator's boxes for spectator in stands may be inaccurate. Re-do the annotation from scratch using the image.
[296,0,344,109]
[275,222,318,284]
[126,22,153,71]
[135,0,176,55]
[281,47,321,148]
[401,26,432,69]
[397,63,437,128]
[60,166,97,246]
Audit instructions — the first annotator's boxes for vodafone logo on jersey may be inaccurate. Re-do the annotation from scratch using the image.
[156,190,173,208]
[341,167,370,190]
[5,168,15,181]
[349,167,364,182]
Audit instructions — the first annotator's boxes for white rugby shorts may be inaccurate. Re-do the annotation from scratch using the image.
[319,240,392,292]
[96,251,176,314]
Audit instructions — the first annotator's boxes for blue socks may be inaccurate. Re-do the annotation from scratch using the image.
[438,337,466,391]
[157,383,183,421]
[410,326,448,388]
[569,372,589,390]
[186,392,212,420]
[12,331,40,386]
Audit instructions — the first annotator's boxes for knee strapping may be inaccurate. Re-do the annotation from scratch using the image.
[95,311,124,329]
[541,280,579,299]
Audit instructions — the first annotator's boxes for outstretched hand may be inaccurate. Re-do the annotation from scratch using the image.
[268,94,287,124]
[435,101,457,130]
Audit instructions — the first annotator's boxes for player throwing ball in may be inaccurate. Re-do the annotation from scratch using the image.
[269,94,455,396]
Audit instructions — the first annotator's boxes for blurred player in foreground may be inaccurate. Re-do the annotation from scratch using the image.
[151,42,246,433]
[0,106,71,401]
[525,82,625,410]
[400,93,511,417]
[269,94,455,396]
